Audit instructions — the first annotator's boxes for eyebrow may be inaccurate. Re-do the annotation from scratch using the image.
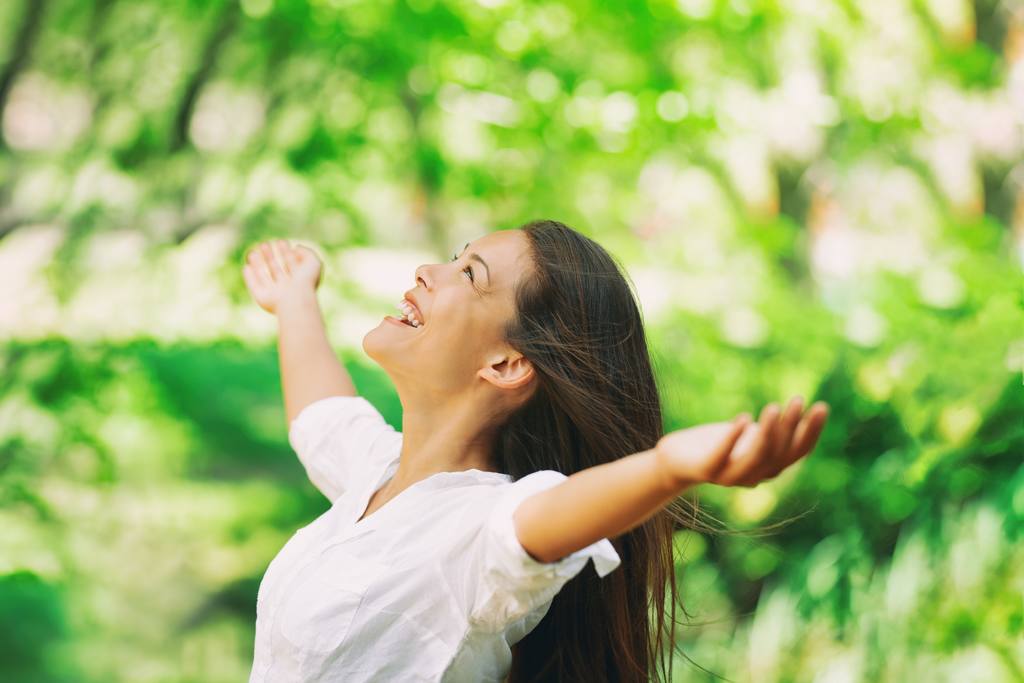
[461,242,491,286]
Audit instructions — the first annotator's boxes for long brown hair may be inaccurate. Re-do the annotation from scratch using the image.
[490,219,689,682]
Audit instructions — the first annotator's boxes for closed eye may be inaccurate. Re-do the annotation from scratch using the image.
[449,253,474,283]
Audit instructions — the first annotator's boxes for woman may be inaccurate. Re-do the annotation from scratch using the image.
[241,219,829,682]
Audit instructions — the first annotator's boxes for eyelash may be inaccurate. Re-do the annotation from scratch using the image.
[449,253,475,283]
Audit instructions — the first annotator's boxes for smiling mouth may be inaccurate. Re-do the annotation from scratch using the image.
[395,299,425,328]
[385,314,422,330]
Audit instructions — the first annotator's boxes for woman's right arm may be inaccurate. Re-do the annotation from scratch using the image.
[243,239,358,425]
[275,289,357,424]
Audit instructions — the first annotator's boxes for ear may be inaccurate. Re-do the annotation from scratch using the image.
[478,350,534,391]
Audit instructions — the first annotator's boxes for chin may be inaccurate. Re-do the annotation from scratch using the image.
[362,322,397,366]
[362,327,379,362]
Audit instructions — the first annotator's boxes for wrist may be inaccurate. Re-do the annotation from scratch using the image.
[652,442,697,496]
[275,287,319,315]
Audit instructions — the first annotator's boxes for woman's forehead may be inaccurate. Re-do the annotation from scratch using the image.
[471,229,526,257]
[472,231,531,284]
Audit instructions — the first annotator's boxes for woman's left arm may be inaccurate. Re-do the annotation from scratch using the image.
[513,397,830,564]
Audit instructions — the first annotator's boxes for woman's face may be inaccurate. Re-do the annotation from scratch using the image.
[363,229,534,397]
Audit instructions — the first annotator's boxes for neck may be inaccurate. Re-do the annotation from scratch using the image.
[386,389,501,490]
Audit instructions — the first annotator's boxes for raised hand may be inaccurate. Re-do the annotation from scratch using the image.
[655,397,829,490]
[242,238,323,315]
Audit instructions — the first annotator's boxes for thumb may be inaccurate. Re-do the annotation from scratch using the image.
[294,244,323,277]
[708,414,750,476]
[293,244,319,263]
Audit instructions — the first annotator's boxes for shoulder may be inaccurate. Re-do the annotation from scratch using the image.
[487,470,570,516]
[415,470,569,555]
[451,470,568,523]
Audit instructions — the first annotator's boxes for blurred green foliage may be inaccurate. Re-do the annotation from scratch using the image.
[1,0,1023,681]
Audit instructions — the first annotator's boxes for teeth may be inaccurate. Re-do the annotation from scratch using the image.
[396,300,423,327]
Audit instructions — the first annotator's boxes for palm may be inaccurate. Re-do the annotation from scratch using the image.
[656,397,830,489]
[242,239,323,314]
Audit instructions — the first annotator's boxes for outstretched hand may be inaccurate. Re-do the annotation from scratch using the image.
[242,238,323,315]
[655,397,829,490]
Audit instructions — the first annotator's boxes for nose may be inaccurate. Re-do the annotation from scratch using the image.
[415,265,429,290]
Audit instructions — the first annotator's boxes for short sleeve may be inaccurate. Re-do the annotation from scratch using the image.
[468,470,622,633]
[287,395,402,503]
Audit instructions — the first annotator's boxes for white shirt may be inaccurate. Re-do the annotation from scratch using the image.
[249,395,622,682]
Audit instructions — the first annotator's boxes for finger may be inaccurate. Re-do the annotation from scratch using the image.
[720,427,765,486]
[262,242,283,280]
[271,240,291,277]
[295,244,318,267]
[788,403,829,464]
[707,414,752,477]
[247,247,273,282]
[722,403,779,486]
[297,244,324,287]
[281,240,300,271]
[743,397,802,484]
[274,239,292,275]
[768,396,804,470]
[756,402,781,460]
[242,262,267,293]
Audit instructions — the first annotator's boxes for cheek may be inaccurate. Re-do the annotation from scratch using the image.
[429,309,492,356]
[442,312,484,348]
[425,297,503,351]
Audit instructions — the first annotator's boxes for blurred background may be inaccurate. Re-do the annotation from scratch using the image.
[1,0,1022,681]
